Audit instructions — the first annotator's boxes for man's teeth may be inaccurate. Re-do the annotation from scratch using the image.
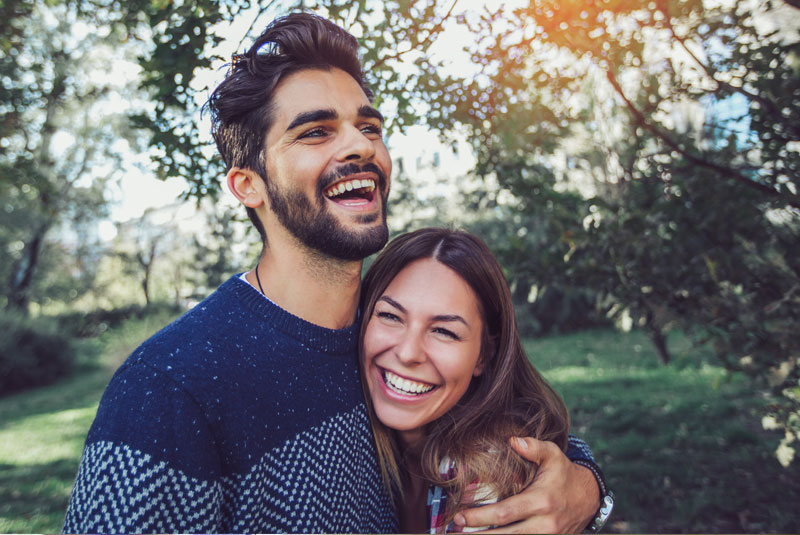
[383,370,435,395]
[324,178,376,198]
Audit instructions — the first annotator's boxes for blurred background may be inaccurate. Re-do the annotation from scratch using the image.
[1,0,799,532]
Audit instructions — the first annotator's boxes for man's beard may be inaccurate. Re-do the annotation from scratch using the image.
[265,162,389,261]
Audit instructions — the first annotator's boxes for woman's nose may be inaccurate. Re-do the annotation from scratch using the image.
[393,328,426,367]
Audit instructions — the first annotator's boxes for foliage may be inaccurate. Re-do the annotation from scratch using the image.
[57,301,183,339]
[0,0,150,312]
[0,311,76,396]
[119,0,800,462]
[188,201,256,298]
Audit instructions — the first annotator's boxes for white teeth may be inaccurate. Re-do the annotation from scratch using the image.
[325,178,377,198]
[384,370,435,395]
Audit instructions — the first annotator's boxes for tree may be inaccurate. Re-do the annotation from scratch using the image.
[0,0,149,312]
[124,0,800,462]
[436,0,800,460]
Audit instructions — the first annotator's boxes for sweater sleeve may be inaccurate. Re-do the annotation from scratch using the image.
[62,361,223,534]
[566,434,595,463]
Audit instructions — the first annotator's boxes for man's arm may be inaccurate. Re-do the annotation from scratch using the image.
[453,437,603,534]
[63,362,222,534]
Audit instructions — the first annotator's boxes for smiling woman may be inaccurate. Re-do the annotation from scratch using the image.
[358,228,570,533]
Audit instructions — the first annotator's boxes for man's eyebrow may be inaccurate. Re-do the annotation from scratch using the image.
[286,108,338,132]
[358,105,384,124]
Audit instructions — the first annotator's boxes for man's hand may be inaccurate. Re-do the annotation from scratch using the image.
[453,437,601,534]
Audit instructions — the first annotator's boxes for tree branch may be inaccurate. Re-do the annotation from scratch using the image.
[370,0,461,70]
[604,68,800,208]
[233,0,282,53]
[658,2,798,138]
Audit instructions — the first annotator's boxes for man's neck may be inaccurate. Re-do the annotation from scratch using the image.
[247,239,362,330]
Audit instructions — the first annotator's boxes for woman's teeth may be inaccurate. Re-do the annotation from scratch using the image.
[383,370,435,395]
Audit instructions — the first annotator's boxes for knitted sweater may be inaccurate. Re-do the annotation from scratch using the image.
[63,275,397,534]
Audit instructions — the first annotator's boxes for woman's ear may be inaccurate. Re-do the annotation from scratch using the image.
[227,167,265,208]
[473,357,485,377]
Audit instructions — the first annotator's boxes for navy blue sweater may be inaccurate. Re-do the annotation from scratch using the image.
[63,275,397,533]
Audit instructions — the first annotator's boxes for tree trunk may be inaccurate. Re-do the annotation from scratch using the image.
[648,326,671,365]
[643,307,671,364]
[7,221,50,312]
[139,240,158,306]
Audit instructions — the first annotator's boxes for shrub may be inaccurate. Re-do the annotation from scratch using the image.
[58,302,184,338]
[0,311,76,396]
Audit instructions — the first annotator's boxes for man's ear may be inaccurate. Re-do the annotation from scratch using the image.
[227,167,265,208]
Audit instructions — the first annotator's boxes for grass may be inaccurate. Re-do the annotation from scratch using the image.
[0,310,180,534]
[1,322,798,533]
[529,328,800,534]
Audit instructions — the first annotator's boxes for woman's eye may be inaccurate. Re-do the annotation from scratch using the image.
[433,327,460,340]
[376,311,399,322]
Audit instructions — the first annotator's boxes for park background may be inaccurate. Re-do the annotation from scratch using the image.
[1,0,799,532]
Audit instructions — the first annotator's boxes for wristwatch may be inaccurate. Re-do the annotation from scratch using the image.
[572,459,614,533]
[584,490,614,533]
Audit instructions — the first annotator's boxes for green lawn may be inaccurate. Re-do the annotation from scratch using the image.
[1,322,798,533]
[530,328,800,533]
[0,311,180,534]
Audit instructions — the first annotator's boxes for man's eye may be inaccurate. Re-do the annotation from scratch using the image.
[299,128,327,139]
[361,124,382,136]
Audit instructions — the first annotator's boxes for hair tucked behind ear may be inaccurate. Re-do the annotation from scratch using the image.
[358,228,569,528]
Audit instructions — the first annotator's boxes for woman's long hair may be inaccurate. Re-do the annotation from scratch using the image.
[358,228,569,527]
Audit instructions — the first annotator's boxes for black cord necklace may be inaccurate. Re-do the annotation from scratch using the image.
[254,266,266,296]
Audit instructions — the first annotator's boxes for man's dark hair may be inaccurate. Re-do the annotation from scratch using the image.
[205,13,372,240]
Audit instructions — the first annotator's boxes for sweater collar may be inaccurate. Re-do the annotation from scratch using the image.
[224,274,360,356]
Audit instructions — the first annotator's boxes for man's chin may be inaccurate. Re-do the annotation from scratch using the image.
[318,223,388,261]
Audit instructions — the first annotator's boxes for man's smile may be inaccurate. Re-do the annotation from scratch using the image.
[323,176,377,205]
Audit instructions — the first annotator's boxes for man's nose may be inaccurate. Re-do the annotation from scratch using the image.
[336,125,375,162]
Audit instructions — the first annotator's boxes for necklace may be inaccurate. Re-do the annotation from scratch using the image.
[254,266,266,296]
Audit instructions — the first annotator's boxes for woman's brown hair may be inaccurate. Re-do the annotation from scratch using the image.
[358,228,570,529]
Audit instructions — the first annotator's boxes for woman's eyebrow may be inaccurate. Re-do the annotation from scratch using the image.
[379,296,469,327]
[432,314,468,327]
[378,296,405,312]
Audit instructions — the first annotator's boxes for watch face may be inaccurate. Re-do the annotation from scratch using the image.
[589,491,615,532]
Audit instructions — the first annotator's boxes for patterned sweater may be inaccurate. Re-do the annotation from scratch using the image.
[63,275,397,534]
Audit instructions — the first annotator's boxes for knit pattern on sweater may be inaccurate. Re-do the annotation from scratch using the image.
[63,276,396,534]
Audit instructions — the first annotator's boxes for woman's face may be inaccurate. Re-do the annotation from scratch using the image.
[362,258,485,447]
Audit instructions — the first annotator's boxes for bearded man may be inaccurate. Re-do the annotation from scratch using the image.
[63,13,609,534]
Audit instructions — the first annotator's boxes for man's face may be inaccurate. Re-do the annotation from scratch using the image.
[262,68,391,261]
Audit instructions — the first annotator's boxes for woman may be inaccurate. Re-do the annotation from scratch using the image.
[359,228,570,533]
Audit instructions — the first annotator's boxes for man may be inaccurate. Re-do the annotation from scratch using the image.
[63,13,609,534]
